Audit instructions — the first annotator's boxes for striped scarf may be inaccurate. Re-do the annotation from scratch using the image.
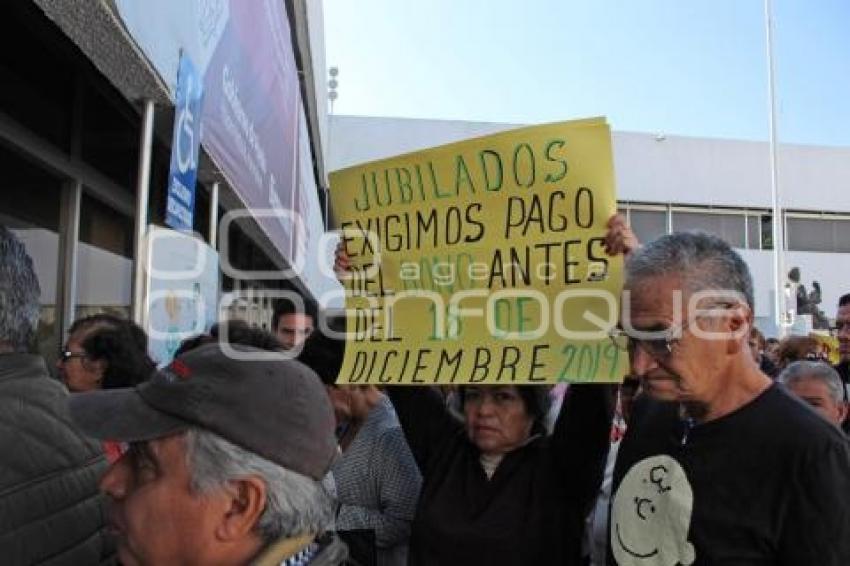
[281,541,319,566]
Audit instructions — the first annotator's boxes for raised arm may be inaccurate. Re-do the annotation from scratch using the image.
[551,384,616,516]
[386,386,463,475]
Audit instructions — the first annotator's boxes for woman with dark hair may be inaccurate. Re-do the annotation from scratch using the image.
[332,214,635,565]
[57,314,155,392]
[458,385,553,438]
[387,383,613,566]
[57,314,155,462]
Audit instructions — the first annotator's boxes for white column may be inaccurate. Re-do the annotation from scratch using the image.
[132,100,155,324]
[209,181,220,250]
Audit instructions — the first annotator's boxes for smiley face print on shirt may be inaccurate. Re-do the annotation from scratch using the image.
[611,455,695,566]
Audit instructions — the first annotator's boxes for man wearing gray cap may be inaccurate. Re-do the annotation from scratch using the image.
[70,342,347,566]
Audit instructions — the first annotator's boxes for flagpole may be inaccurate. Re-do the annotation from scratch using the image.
[764,0,786,337]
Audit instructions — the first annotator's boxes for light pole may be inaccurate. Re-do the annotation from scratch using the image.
[325,67,339,228]
[328,66,339,115]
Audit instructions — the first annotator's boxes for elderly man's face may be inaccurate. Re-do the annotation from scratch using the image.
[623,276,732,406]
[836,304,850,362]
[99,434,232,565]
[786,376,848,427]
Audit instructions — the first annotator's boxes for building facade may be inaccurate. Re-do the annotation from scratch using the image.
[0,1,337,365]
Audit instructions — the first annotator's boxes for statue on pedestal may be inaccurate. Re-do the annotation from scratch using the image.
[788,267,829,329]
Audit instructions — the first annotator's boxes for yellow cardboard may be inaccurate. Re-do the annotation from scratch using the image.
[329,118,626,384]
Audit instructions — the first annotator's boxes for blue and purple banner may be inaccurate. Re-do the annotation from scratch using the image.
[115,0,301,263]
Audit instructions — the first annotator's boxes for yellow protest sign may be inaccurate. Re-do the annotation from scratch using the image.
[328,118,626,384]
[811,333,840,365]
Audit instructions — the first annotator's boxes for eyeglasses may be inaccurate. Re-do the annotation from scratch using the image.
[609,303,737,361]
[59,350,87,363]
[609,320,692,361]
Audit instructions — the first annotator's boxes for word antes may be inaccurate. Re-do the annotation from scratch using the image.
[400,238,609,292]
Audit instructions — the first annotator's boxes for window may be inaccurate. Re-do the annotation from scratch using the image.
[79,193,132,258]
[835,220,850,253]
[787,217,850,253]
[0,143,63,363]
[746,214,761,249]
[629,210,667,245]
[760,215,774,250]
[672,211,746,248]
[80,82,139,190]
[75,194,133,320]
[787,218,832,252]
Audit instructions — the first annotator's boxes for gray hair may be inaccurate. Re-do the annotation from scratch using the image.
[778,360,845,403]
[625,231,754,309]
[184,428,334,543]
[0,226,41,352]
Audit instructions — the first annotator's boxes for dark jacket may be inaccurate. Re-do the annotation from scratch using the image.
[835,360,850,434]
[0,353,113,565]
[388,385,613,566]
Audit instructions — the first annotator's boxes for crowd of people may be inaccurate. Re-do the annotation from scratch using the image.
[2,217,850,566]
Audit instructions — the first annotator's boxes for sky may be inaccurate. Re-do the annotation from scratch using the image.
[324,0,850,146]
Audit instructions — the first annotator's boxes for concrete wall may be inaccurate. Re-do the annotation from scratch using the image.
[615,133,850,210]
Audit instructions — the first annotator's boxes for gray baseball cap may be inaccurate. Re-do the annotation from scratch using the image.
[69,342,338,481]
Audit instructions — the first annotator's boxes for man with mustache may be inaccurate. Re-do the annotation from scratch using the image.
[70,343,348,565]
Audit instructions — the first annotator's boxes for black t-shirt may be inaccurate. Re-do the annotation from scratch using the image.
[608,384,850,566]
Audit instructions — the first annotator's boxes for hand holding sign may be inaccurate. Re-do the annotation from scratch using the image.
[603,214,640,258]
